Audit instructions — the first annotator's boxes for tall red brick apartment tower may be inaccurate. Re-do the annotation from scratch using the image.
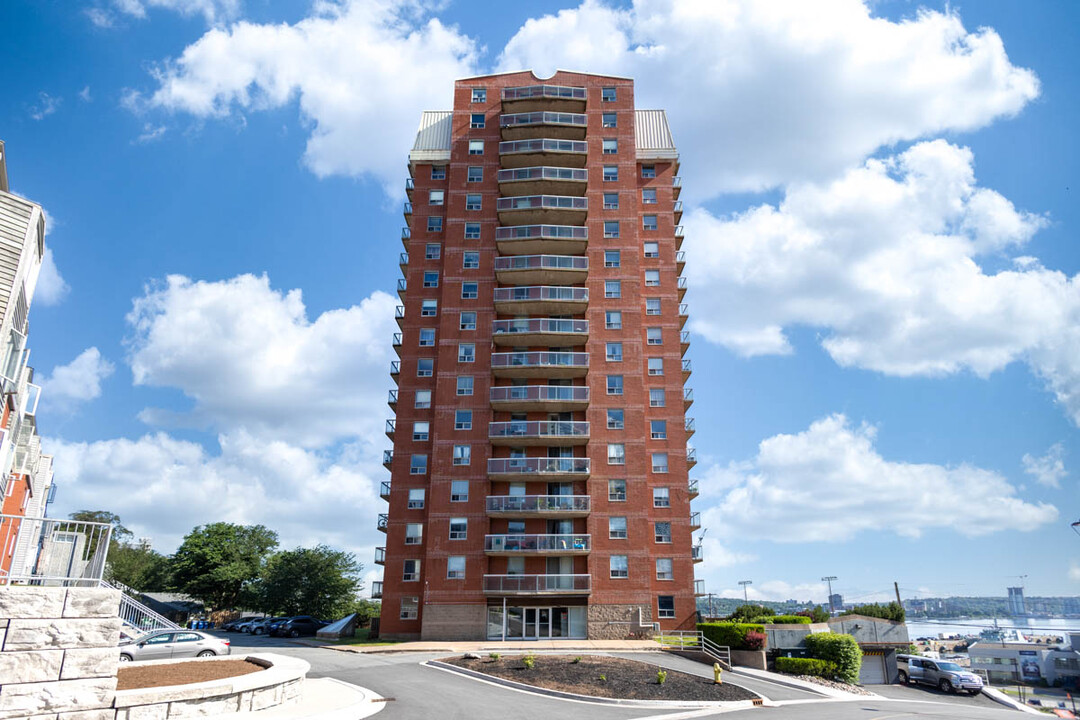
[376,71,701,640]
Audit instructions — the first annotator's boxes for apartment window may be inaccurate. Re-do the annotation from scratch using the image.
[471,88,486,103]
[655,522,672,543]
[608,443,625,465]
[405,523,423,545]
[602,112,617,128]
[645,269,661,286]
[602,138,618,154]
[449,517,467,540]
[653,487,670,508]
[417,358,434,377]
[400,597,419,619]
[460,312,476,331]
[427,217,444,233]
[643,215,658,231]
[455,410,472,430]
[602,86,617,102]
[605,342,623,362]
[606,375,623,395]
[466,194,482,210]
[431,166,446,180]
[468,140,484,155]
[467,166,483,182]
[410,454,427,475]
[421,299,438,317]
[650,420,667,440]
[649,388,666,407]
[414,390,431,409]
[457,376,474,396]
[450,480,469,502]
[658,595,675,618]
[605,280,621,299]
[419,328,435,347]
[423,271,439,288]
[647,358,664,376]
[603,192,619,209]
[412,421,430,441]
[470,113,485,129]
[426,243,441,259]
[656,558,673,581]
[605,310,622,330]
[447,556,466,579]
[644,241,659,258]
[645,297,661,315]
[506,557,524,575]
[453,445,471,466]
[463,251,480,269]
[609,516,628,539]
[403,559,420,582]
[603,165,618,182]
[461,282,478,299]
[652,452,669,473]
[603,221,620,239]
[647,327,663,344]
[408,488,425,509]
[642,188,657,204]
[465,223,481,239]
[607,409,624,430]
[642,165,656,178]
[604,250,621,268]
[429,189,445,206]
[458,343,475,362]
[610,555,628,578]
[608,479,627,502]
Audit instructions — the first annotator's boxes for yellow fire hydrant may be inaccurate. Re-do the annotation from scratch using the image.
[714,663,723,685]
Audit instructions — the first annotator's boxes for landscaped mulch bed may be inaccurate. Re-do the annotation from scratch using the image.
[117,658,265,691]
[442,654,759,702]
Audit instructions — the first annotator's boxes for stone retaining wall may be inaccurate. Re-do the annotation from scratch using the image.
[587,603,653,639]
[0,586,121,720]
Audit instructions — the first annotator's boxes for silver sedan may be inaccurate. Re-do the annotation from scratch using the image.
[119,630,231,662]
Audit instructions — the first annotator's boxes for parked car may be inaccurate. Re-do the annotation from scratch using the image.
[119,630,230,662]
[222,616,261,632]
[897,654,984,694]
[266,617,292,635]
[236,618,261,633]
[271,616,329,638]
[249,617,288,635]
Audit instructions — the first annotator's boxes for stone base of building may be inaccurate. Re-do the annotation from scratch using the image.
[586,603,654,640]
[419,603,487,641]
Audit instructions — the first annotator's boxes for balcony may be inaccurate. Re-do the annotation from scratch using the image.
[497,195,588,226]
[687,447,698,468]
[372,581,383,599]
[498,167,587,197]
[390,360,400,378]
[673,200,683,224]
[676,250,685,274]
[499,138,588,169]
[690,511,701,529]
[500,111,587,141]
[385,419,395,439]
[680,330,690,355]
[380,481,390,499]
[688,478,699,498]
[387,390,397,410]
[494,254,588,286]
[489,420,589,446]
[397,278,407,298]
[491,351,589,378]
[684,387,694,409]
[492,318,588,347]
[486,495,590,518]
[392,332,402,352]
[395,305,404,328]
[375,547,386,565]
[679,303,689,329]
[694,579,705,596]
[483,574,591,596]
[685,417,696,437]
[490,385,589,412]
[692,545,703,564]
[675,224,685,250]
[377,514,388,532]
[495,224,588,255]
[683,358,692,380]
[487,457,590,480]
[405,177,414,200]
[399,252,409,269]
[403,202,412,221]
[493,286,588,316]
[678,276,688,302]
[501,85,587,113]
[382,450,393,468]
[484,533,591,555]
[672,176,682,200]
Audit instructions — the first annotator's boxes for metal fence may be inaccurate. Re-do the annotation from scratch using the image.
[0,514,112,586]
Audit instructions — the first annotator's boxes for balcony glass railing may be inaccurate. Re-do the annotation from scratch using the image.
[491,351,589,369]
[387,390,397,406]
[497,167,587,183]
[390,360,400,374]
[379,481,390,498]
[675,225,685,237]
[690,511,701,528]
[385,419,396,435]
[687,447,698,464]
[406,178,414,190]
[402,227,411,240]
[502,85,587,101]
[674,201,683,213]
[695,579,705,595]
[395,305,404,318]
[678,276,688,289]
[676,250,685,264]
[684,387,694,402]
[377,514,388,531]
[672,177,682,188]
[487,495,590,514]
[490,385,589,403]
[496,196,588,212]
[392,333,402,346]
[382,450,393,465]
[483,574,591,594]
[692,545,703,561]
[500,111,587,128]
[492,319,587,336]
[371,581,383,598]
[403,202,413,215]
[484,534,591,552]
[493,287,588,303]
[685,417,695,433]
[487,457,591,475]
[681,330,690,344]
[683,359,692,373]
[688,478,699,495]
[679,303,689,316]
[489,421,589,441]
[375,547,386,564]
[494,254,588,272]
[495,225,588,241]
[397,278,407,292]
[499,139,587,155]
[399,252,409,265]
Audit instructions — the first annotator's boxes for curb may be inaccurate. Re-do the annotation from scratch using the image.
[724,668,845,698]
[980,687,1045,715]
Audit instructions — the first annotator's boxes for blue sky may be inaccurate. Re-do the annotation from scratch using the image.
[2,0,1077,604]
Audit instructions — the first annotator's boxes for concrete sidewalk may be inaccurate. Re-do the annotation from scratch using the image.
[293,638,662,654]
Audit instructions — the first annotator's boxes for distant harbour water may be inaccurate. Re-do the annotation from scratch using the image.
[907,617,1080,639]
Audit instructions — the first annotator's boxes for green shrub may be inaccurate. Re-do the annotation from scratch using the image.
[804,632,862,684]
[522,653,536,670]
[839,602,905,622]
[729,604,774,622]
[796,606,831,623]
[571,656,582,664]
[775,657,839,679]
[489,652,501,661]
[657,669,668,685]
[698,622,766,650]
[752,615,812,625]
[599,674,606,682]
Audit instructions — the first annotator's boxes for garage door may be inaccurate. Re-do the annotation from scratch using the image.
[859,654,886,685]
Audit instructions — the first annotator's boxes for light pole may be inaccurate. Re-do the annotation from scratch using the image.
[738,580,752,603]
[822,576,838,611]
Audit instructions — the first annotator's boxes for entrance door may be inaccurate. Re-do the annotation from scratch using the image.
[524,608,550,639]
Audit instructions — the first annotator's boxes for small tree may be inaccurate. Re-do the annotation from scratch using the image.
[259,545,363,619]
[804,632,862,684]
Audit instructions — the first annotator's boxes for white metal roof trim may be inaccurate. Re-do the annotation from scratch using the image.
[634,109,676,151]
[413,111,452,151]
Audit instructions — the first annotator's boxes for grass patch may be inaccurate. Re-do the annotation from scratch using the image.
[319,627,401,646]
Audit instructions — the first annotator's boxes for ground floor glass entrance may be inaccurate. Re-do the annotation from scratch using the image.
[486,605,587,639]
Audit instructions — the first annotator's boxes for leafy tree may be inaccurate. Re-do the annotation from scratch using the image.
[107,542,172,592]
[728,604,773,622]
[68,510,132,541]
[350,599,381,626]
[258,545,363,619]
[840,601,905,622]
[805,632,862,684]
[797,606,831,623]
[171,523,278,610]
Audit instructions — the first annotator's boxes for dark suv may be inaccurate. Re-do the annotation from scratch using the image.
[271,616,328,638]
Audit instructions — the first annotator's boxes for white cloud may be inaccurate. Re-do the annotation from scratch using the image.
[41,348,115,411]
[28,92,62,121]
[134,124,167,144]
[36,248,70,306]
[1070,562,1080,583]
[712,414,1058,542]
[1022,444,1067,488]
[497,0,1039,196]
[78,86,93,102]
[88,0,242,27]
[715,580,829,604]
[85,8,114,27]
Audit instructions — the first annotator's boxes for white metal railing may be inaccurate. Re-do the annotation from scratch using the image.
[101,579,179,634]
[500,111,587,128]
[497,196,588,212]
[495,225,588,241]
[484,534,590,553]
[487,457,590,476]
[491,351,589,370]
[492,319,588,336]
[502,85,587,101]
[0,514,111,586]
[483,574,591,594]
[497,167,587,183]
[658,630,731,667]
[493,286,588,303]
[490,385,589,404]
[489,421,589,441]
[494,254,588,272]
[487,495,590,514]
[499,139,587,155]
